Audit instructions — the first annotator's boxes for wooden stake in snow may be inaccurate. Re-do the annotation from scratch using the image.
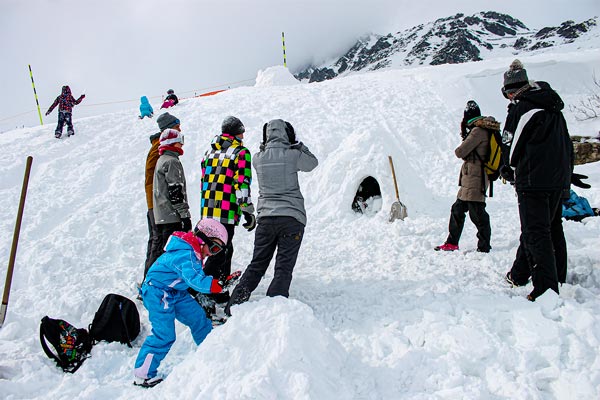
[1,156,33,328]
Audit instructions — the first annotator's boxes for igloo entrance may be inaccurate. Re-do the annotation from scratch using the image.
[351,176,382,215]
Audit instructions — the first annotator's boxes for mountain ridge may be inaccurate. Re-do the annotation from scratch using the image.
[295,11,599,82]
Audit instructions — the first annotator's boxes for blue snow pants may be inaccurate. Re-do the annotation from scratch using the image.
[134,283,212,379]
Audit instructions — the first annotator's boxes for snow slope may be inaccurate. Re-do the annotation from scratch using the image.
[0,49,600,400]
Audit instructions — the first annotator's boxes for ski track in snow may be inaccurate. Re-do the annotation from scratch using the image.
[0,52,600,399]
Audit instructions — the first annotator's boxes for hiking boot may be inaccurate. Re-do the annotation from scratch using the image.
[477,247,491,253]
[505,272,528,287]
[434,243,459,252]
[133,376,163,388]
[55,133,62,139]
[67,130,74,137]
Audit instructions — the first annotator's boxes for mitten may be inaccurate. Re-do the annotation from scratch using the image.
[210,279,223,294]
[572,173,591,189]
[181,217,192,232]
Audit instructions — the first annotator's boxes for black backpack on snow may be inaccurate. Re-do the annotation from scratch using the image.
[39,316,93,373]
[40,293,140,373]
[89,293,140,347]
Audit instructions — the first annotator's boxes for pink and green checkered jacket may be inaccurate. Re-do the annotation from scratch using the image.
[200,134,253,225]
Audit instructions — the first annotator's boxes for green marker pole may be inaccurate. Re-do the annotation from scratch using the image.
[282,32,287,68]
[28,65,43,125]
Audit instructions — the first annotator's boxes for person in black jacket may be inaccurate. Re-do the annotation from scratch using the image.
[499,59,573,301]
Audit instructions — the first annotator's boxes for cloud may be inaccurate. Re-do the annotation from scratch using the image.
[1,0,597,131]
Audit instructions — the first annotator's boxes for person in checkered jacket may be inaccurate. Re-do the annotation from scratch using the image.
[199,116,255,303]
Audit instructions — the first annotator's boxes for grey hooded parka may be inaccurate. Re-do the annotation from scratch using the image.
[253,119,318,225]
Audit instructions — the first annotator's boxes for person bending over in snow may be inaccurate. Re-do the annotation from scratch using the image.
[139,96,154,119]
[133,219,228,388]
[45,85,85,139]
[435,100,496,253]
[160,89,179,109]
[225,119,318,316]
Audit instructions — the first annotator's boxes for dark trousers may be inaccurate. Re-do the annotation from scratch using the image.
[143,209,162,280]
[510,190,562,298]
[510,190,567,287]
[152,221,182,267]
[55,111,74,136]
[446,199,491,252]
[202,224,236,281]
[226,217,304,314]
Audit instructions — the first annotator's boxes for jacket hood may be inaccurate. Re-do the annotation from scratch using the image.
[164,234,193,253]
[61,86,71,96]
[518,81,564,112]
[265,119,291,145]
[140,96,150,105]
[211,133,242,151]
[149,131,161,143]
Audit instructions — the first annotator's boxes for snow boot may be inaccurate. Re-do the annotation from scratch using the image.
[55,132,62,139]
[434,243,459,252]
[505,272,528,287]
[133,376,163,388]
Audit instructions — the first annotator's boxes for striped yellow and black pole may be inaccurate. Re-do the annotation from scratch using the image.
[281,32,287,68]
[28,65,43,125]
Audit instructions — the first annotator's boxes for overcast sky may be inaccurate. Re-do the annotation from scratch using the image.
[1,0,598,131]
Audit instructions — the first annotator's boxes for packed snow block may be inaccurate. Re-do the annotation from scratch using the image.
[162,297,357,399]
[352,176,382,215]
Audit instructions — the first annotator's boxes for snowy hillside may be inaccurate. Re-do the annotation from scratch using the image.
[1,50,600,399]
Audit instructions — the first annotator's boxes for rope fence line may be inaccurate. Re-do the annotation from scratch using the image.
[1,77,256,123]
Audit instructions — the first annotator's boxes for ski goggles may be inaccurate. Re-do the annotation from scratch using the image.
[195,231,224,255]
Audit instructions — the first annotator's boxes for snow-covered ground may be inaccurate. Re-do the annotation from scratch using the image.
[0,51,599,399]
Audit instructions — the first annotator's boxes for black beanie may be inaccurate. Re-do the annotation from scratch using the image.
[463,100,481,124]
[157,112,180,131]
[221,116,245,136]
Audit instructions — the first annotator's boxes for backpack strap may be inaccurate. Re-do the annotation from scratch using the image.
[118,302,133,348]
[39,317,87,373]
[39,321,63,367]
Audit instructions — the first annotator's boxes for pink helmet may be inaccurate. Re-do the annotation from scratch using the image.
[194,219,228,244]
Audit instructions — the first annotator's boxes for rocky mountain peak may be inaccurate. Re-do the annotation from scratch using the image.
[295,12,598,83]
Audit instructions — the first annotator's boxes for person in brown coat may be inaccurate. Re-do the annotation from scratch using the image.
[143,112,181,281]
[435,100,495,253]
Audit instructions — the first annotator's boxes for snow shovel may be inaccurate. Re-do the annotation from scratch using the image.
[388,156,407,222]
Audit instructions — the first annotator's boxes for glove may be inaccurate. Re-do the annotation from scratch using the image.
[241,204,256,231]
[572,173,591,189]
[80,94,86,99]
[210,279,223,294]
[242,211,256,231]
[219,270,242,290]
[499,165,515,183]
[181,217,192,232]
[45,111,50,116]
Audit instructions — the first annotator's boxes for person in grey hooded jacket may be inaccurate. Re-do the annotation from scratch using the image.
[225,119,318,315]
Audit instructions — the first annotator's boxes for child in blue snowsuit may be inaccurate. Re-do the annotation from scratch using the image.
[139,96,154,119]
[133,219,229,388]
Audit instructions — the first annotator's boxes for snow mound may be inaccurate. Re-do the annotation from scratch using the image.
[254,65,301,87]
[159,297,355,399]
